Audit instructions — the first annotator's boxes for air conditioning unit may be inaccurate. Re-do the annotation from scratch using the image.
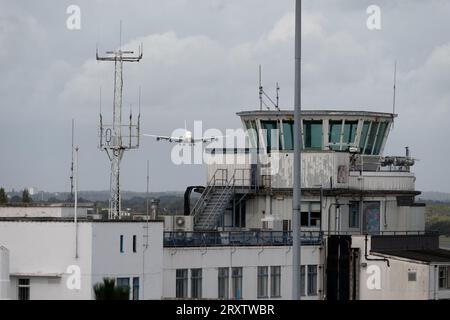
[261,215,283,231]
[163,215,194,232]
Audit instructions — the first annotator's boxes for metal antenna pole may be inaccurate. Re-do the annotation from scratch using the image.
[97,23,143,220]
[70,119,75,202]
[259,65,263,111]
[392,61,397,128]
[292,0,302,300]
[276,82,280,110]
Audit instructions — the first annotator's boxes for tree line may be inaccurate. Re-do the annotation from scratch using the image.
[0,187,32,205]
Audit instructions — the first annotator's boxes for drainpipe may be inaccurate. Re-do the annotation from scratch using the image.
[327,202,340,235]
[364,235,390,267]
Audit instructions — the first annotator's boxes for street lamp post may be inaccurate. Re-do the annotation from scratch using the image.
[292,0,302,300]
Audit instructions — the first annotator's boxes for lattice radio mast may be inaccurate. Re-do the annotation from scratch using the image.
[97,23,143,219]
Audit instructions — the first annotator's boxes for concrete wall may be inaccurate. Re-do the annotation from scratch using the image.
[243,195,425,233]
[0,221,94,299]
[0,207,88,218]
[206,152,350,189]
[163,245,324,300]
[91,222,163,300]
[0,246,9,299]
[349,171,415,191]
[352,236,447,300]
[0,221,163,300]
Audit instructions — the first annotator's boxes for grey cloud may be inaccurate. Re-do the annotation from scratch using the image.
[0,0,449,193]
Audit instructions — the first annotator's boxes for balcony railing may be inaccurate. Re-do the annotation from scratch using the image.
[163,230,323,248]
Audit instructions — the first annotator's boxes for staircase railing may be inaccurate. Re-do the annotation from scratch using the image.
[190,168,227,224]
[197,169,247,229]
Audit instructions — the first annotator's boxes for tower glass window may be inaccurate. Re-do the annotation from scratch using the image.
[282,120,294,150]
[245,120,259,149]
[329,120,342,150]
[343,121,358,147]
[364,122,379,155]
[359,121,370,152]
[373,122,387,155]
[304,120,323,149]
[261,120,279,152]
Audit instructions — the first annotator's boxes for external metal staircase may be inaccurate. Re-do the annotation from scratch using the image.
[190,169,239,231]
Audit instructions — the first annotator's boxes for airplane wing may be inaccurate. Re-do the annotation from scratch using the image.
[193,136,226,143]
[142,134,183,143]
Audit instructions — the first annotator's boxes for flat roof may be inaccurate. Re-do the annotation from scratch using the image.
[0,217,162,223]
[373,249,450,263]
[237,109,397,118]
[0,203,94,208]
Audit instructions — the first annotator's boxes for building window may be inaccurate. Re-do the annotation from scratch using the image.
[191,269,202,299]
[349,201,360,228]
[300,266,306,296]
[329,120,342,150]
[363,201,381,235]
[18,278,30,300]
[176,269,188,298]
[282,220,291,232]
[439,266,450,290]
[218,267,229,299]
[282,120,294,150]
[116,277,130,300]
[120,235,124,253]
[307,265,318,296]
[373,122,387,155]
[245,120,259,149]
[133,235,137,253]
[300,202,321,227]
[343,121,358,148]
[261,120,280,152]
[270,266,281,298]
[257,266,268,298]
[304,120,323,150]
[359,121,370,153]
[132,277,139,300]
[364,122,379,155]
[232,267,243,299]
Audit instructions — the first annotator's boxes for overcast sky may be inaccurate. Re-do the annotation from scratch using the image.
[1,0,449,193]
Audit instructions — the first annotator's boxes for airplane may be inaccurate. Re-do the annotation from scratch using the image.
[143,121,224,145]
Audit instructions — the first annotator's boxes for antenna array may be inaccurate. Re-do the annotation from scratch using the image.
[97,24,143,219]
[258,65,280,111]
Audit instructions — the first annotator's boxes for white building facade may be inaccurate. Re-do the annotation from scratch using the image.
[0,219,163,300]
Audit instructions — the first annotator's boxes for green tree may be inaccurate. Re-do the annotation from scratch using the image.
[0,188,7,205]
[93,278,130,300]
[22,189,32,203]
